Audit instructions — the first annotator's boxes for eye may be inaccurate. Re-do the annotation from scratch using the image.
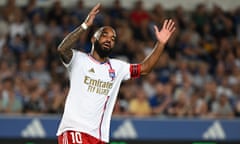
[112,37,115,42]
[102,33,107,37]
[101,31,109,37]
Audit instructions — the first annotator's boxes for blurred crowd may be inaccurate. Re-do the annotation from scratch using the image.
[0,0,240,119]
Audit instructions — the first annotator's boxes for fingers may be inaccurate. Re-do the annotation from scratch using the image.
[91,3,101,14]
[168,19,175,32]
[84,3,101,26]
[169,20,176,32]
[164,19,176,33]
[163,19,168,29]
[170,26,176,33]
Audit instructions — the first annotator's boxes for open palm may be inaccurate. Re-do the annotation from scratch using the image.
[84,3,101,27]
[154,19,176,45]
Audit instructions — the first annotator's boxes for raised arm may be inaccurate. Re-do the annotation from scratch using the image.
[140,19,176,75]
[57,3,100,63]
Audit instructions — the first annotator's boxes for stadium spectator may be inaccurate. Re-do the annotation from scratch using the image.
[113,81,137,116]
[174,6,188,30]
[168,90,189,117]
[28,36,47,58]
[129,87,152,117]
[149,82,172,116]
[187,90,208,118]
[129,0,151,41]
[47,82,66,113]
[1,0,21,23]
[234,89,240,116]
[193,62,212,88]
[0,17,8,54]
[30,57,51,89]
[23,86,46,115]
[47,0,66,25]
[0,77,23,114]
[108,0,126,21]
[30,13,47,36]
[142,72,158,97]
[211,94,234,118]
[191,4,209,34]
[71,0,88,24]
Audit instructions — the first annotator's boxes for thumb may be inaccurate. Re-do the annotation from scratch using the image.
[153,25,159,33]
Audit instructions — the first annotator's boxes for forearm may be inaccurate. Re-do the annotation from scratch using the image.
[139,19,175,75]
[57,25,86,63]
[57,3,100,63]
[140,42,165,75]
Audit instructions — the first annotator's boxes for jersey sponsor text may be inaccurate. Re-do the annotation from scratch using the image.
[84,76,113,95]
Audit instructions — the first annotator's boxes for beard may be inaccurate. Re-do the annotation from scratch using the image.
[94,40,112,58]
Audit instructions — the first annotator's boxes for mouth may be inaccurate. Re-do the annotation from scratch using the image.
[103,42,111,49]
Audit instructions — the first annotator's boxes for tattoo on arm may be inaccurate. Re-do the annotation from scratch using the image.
[58,26,86,63]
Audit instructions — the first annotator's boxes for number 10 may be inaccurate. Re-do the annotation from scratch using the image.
[70,132,82,143]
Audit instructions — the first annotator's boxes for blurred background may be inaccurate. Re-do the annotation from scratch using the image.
[0,0,240,144]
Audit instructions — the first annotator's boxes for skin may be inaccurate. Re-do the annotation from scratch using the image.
[57,3,176,76]
[90,26,116,62]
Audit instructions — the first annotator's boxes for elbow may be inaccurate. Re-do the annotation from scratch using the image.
[57,46,67,59]
[57,46,61,52]
[57,46,64,55]
[141,70,151,76]
[140,63,152,76]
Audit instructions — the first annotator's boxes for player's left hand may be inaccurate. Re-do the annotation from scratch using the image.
[154,19,176,45]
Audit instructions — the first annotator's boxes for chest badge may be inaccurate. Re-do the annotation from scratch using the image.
[109,69,115,80]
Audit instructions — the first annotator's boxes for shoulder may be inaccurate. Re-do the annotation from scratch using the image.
[109,58,129,65]
[74,49,87,56]
[68,50,88,66]
[73,49,88,59]
[109,58,130,71]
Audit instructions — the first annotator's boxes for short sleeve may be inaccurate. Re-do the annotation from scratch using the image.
[121,63,141,81]
[110,59,141,81]
[121,62,131,80]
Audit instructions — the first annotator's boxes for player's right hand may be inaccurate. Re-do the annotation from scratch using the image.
[84,3,101,27]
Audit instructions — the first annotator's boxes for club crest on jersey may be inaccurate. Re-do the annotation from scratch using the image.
[109,69,115,80]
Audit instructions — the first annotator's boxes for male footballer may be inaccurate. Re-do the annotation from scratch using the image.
[57,3,175,144]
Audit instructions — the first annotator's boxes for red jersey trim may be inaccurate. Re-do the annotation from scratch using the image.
[98,96,110,140]
[130,64,141,78]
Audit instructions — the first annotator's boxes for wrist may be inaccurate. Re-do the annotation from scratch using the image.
[157,41,165,47]
[81,22,88,30]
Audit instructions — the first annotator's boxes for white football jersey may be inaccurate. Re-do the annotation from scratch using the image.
[57,50,140,142]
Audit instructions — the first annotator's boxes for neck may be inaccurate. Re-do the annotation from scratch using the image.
[90,44,108,63]
[90,50,108,63]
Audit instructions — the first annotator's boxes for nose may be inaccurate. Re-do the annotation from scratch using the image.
[106,37,111,43]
